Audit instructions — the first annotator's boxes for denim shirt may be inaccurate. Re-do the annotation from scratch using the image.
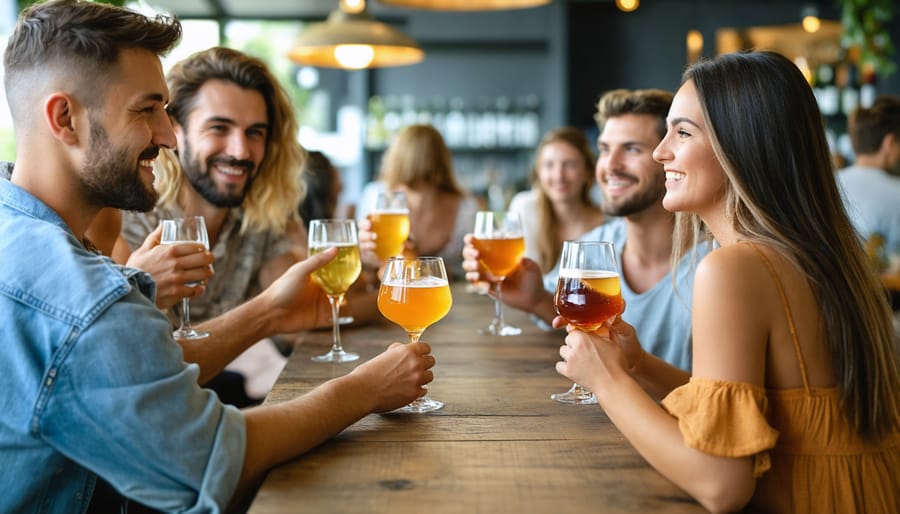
[543,218,708,371]
[0,179,245,513]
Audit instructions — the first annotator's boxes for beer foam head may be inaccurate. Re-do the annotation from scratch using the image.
[558,268,619,279]
[373,208,410,215]
[310,242,358,250]
[382,275,448,287]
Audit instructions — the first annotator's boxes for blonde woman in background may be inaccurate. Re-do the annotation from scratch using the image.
[358,124,478,279]
[508,126,604,280]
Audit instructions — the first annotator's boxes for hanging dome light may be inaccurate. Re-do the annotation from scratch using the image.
[288,4,424,69]
[378,0,550,11]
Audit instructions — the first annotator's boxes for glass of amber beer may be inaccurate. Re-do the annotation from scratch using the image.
[378,256,453,412]
[308,219,363,363]
[551,240,624,404]
[368,191,410,260]
[472,211,526,336]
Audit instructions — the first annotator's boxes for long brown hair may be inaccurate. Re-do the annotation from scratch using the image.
[676,51,900,440]
[379,124,463,195]
[154,47,305,235]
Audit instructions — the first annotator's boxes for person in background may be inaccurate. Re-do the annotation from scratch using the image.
[357,123,478,280]
[835,95,900,269]
[559,51,900,513]
[0,3,435,512]
[118,46,309,406]
[298,150,343,229]
[464,89,701,371]
[508,126,604,276]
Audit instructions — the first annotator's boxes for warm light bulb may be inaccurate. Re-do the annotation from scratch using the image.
[802,15,820,33]
[340,0,366,14]
[616,0,639,13]
[334,44,375,69]
[687,30,703,54]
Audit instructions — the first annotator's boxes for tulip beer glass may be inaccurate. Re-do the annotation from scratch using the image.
[378,256,452,413]
[160,216,210,340]
[309,219,362,363]
[552,240,624,404]
[368,191,410,261]
[472,211,525,336]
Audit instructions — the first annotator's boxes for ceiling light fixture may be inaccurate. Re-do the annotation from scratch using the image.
[378,0,550,11]
[288,1,424,70]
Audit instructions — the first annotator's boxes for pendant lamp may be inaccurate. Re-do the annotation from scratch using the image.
[288,3,424,69]
[378,0,550,10]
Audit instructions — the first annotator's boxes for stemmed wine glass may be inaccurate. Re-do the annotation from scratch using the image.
[309,219,362,363]
[377,256,452,413]
[368,191,410,261]
[472,211,525,336]
[160,216,210,340]
[551,240,624,404]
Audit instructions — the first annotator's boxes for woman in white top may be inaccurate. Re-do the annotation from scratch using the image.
[509,126,604,275]
[358,124,478,280]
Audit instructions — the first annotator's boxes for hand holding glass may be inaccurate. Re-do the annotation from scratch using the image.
[472,211,525,336]
[552,240,624,404]
[160,216,210,340]
[378,256,452,413]
[309,219,362,363]
[368,191,410,261]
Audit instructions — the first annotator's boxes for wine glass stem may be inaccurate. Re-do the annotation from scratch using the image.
[328,294,345,353]
[180,297,192,331]
[493,279,506,326]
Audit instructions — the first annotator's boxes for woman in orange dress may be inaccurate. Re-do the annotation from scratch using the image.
[556,51,900,513]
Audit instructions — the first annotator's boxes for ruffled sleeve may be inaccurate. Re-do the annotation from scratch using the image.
[662,377,779,477]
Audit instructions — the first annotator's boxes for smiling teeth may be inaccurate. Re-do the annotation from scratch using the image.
[666,172,685,181]
[606,179,630,187]
[218,166,245,177]
[139,159,155,167]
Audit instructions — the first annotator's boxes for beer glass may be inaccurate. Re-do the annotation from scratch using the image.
[472,211,525,336]
[551,240,624,404]
[309,219,362,363]
[368,191,410,261]
[160,216,210,340]
[378,256,452,413]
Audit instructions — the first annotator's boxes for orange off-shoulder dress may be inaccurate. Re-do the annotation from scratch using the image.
[662,249,900,513]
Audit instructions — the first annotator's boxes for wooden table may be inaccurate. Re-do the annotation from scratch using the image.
[248,283,703,513]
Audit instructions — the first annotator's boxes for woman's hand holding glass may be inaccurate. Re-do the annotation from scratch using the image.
[359,191,410,269]
[551,240,625,404]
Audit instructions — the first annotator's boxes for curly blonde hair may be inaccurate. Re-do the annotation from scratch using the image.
[154,47,304,235]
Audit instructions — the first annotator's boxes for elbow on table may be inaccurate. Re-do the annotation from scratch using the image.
[693,478,755,514]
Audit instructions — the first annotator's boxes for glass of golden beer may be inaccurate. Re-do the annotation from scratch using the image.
[309,219,363,363]
[368,191,410,261]
[552,240,624,404]
[472,211,525,336]
[378,256,452,413]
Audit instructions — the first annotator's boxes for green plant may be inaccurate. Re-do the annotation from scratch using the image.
[840,0,896,78]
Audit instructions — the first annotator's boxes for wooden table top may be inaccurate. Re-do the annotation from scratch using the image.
[248,283,703,513]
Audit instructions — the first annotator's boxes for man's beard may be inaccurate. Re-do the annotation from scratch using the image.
[81,120,159,212]
[180,139,255,208]
[602,172,666,217]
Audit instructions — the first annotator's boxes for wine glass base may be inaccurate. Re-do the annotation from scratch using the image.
[550,385,597,405]
[173,328,210,340]
[311,350,359,363]
[479,321,522,336]
[393,396,443,413]
[338,315,355,325]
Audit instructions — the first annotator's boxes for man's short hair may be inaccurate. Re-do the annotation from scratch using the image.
[849,95,900,155]
[595,89,674,140]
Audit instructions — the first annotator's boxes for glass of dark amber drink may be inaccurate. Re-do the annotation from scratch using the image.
[552,240,624,404]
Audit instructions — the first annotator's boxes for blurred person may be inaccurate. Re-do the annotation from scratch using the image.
[835,95,900,267]
[118,46,308,406]
[298,150,343,229]
[0,3,435,512]
[464,89,703,371]
[357,124,478,280]
[508,126,604,275]
[559,51,900,513]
